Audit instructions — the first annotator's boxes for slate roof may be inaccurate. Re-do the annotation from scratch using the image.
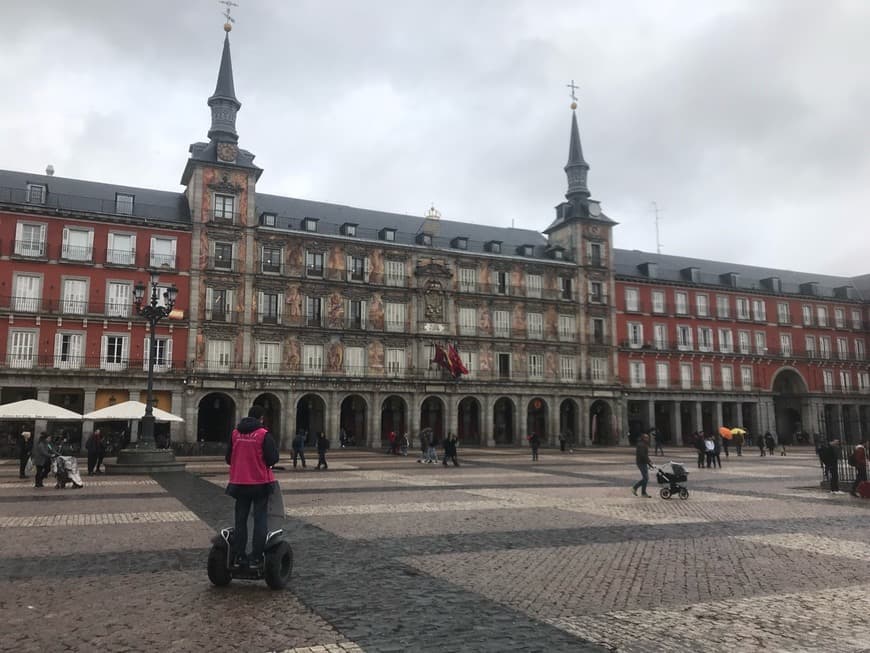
[614,248,868,301]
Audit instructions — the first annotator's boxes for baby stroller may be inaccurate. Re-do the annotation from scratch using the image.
[52,454,84,489]
[655,462,688,500]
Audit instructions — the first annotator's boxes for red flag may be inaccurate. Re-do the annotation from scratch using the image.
[431,345,451,373]
[447,344,468,377]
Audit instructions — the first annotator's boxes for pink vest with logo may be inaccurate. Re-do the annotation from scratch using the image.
[229,427,275,485]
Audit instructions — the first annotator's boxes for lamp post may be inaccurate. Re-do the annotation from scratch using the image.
[133,270,178,449]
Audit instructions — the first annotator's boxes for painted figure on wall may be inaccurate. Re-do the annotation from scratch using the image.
[424,280,444,321]
[286,285,302,319]
[285,338,301,371]
[478,305,492,335]
[512,303,526,334]
[327,292,344,328]
[369,293,384,330]
[367,341,385,373]
[327,342,343,372]
[368,250,384,285]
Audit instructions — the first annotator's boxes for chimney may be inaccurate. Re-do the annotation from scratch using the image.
[45,164,55,176]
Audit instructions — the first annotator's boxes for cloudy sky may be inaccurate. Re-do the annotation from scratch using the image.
[1,0,868,276]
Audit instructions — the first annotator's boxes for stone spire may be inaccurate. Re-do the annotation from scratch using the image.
[564,105,590,200]
[207,26,241,144]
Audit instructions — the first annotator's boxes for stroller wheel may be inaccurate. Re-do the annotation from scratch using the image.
[679,488,689,500]
[660,488,671,500]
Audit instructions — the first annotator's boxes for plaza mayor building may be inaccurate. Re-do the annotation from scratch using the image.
[0,27,867,450]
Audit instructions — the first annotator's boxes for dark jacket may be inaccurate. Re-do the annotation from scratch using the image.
[528,433,541,448]
[85,434,105,455]
[316,434,330,453]
[224,417,279,468]
[32,438,51,467]
[443,437,457,457]
[819,443,839,466]
[16,435,32,459]
[635,442,651,467]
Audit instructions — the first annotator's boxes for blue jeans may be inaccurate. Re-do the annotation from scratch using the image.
[633,464,649,495]
[233,485,270,560]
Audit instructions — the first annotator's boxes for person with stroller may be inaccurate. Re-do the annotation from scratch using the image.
[32,433,52,488]
[85,429,106,476]
[16,430,32,479]
[315,431,330,470]
[631,433,654,498]
[225,405,279,568]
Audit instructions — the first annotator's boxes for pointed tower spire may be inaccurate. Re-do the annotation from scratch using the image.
[207,24,242,144]
[564,103,590,200]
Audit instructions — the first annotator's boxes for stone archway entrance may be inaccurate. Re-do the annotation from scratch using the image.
[493,397,514,445]
[526,397,548,441]
[560,399,578,446]
[381,395,407,444]
[589,399,613,445]
[420,396,445,442]
[198,393,236,443]
[296,394,326,446]
[340,395,367,446]
[772,368,808,444]
[253,393,282,447]
[457,397,481,444]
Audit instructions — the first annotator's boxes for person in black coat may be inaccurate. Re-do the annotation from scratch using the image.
[442,432,459,467]
[315,432,330,470]
[820,439,843,494]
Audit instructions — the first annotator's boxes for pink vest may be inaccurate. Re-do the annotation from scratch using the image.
[229,427,275,485]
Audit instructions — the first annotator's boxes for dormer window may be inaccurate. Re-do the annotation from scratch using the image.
[379,228,396,242]
[260,213,276,227]
[416,233,432,246]
[303,217,318,233]
[518,245,534,257]
[341,223,358,237]
[486,240,502,254]
[548,247,564,260]
[26,183,46,204]
[115,193,134,215]
[451,237,468,250]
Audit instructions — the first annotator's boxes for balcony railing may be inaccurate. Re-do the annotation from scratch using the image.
[60,244,94,262]
[0,184,185,221]
[0,295,190,321]
[106,249,137,266]
[207,256,238,272]
[0,354,183,373]
[149,253,177,269]
[12,239,47,258]
[208,210,240,224]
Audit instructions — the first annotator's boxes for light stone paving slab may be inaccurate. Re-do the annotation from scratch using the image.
[736,533,870,561]
[0,479,159,489]
[274,643,364,653]
[0,510,199,528]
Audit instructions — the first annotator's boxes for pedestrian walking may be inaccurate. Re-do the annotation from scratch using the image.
[721,435,730,458]
[733,431,744,457]
[713,435,723,469]
[427,429,439,464]
[291,430,307,469]
[85,429,106,475]
[399,432,409,456]
[387,430,397,455]
[779,441,787,456]
[694,432,706,469]
[442,432,460,467]
[631,433,653,498]
[704,435,715,468]
[652,428,664,456]
[32,433,51,488]
[764,432,776,456]
[558,432,567,452]
[339,427,348,448]
[850,443,867,497]
[820,439,843,494]
[527,432,541,461]
[315,432,330,470]
[417,429,429,463]
[758,434,766,457]
[16,430,32,479]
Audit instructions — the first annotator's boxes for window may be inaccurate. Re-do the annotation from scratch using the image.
[206,288,233,321]
[837,337,848,360]
[496,271,510,296]
[306,251,324,277]
[8,330,36,368]
[590,357,607,382]
[101,334,129,371]
[54,332,83,369]
[256,342,281,374]
[718,328,733,353]
[780,334,792,357]
[589,242,602,267]
[675,292,688,315]
[777,302,790,324]
[736,298,750,320]
[115,193,134,215]
[385,302,406,332]
[497,352,511,379]
[852,309,862,330]
[493,310,510,337]
[107,232,136,265]
[823,370,834,392]
[589,281,603,303]
[343,299,366,330]
[652,291,665,314]
[700,364,713,390]
[716,295,730,318]
[653,323,667,350]
[214,194,235,220]
[802,305,813,326]
[260,213,277,227]
[459,268,477,293]
[385,260,405,287]
[262,245,282,273]
[62,227,94,261]
[489,241,501,254]
[680,363,693,389]
[559,356,575,381]
[528,354,544,379]
[741,366,753,391]
[625,288,639,312]
[738,330,751,354]
[698,327,713,352]
[591,318,606,345]
[345,346,365,376]
[628,322,643,348]
[526,274,542,298]
[629,361,646,388]
[15,222,46,257]
[381,229,396,242]
[13,274,41,312]
[526,312,543,339]
[558,315,576,341]
[656,362,669,389]
[144,336,173,372]
[752,299,766,322]
[676,325,692,351]
[805,335,816,357]
[26,183,45,204]
[385,348,405,377]
[303,345,324,374]
[721,366,733,391]
[207,339,232,371]
[213,242,233,270]
[560,277,573,300]
[258,292,282,324]
[105,281,131,318]
[696,294,709,317]
[834,308,845,329]
[459,307,478,336]
[460,351,478,379]
[61,278,88,315]
[343,224,357,237]
[306,297,323,327]
[303,218,318,232]
[150,236,177,268]
[840,370,851,392]
[856,340,866,361]
[754,331,767,355]
[859,372,870,392]
[816,305,828,327]
[820,336,831,359]
[347,255,367,282]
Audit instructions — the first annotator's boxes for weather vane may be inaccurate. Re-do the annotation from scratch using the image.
[220,0,238,29]
[566,79,579,106]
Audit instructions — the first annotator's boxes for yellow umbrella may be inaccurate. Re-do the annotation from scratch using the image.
[730,428,746,436]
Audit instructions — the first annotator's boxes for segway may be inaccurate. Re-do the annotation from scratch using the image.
[208,527,293,590]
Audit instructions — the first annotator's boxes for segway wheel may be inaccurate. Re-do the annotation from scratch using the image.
[264,541,293,590]
[207,545,232,587]
[679,488,689,500]
[659,488,671,500]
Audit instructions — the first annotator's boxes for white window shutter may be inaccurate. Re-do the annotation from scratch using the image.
[129,233,136,257]
[361,300,367,329]
[277,293,284,321]
[54,332,63,367]
[364,257,371,282]
[226,290,233,322]
[86,229,94,257]
[169,238,177,264]
[346,255,352,281]
[122,337,129,367]
[107,232,115,252]
[205,287,213,319]
[165,337,173,370]
[62,227,70,255]
[15,222,23,244]
[100,335,108,370]
[143,337,150,371]
[258,291,264,323]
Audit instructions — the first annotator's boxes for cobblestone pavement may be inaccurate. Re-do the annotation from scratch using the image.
[2,447,870,652]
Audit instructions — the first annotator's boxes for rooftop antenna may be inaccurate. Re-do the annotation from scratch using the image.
[652,201,662,254]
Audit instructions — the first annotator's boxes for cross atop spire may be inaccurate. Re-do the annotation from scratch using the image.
[564,87,590,200]
[566,79,579,104]
[220,0,238,31]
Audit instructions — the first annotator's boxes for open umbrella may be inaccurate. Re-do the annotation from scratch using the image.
[0,399,82,420]
[718,426,734,440]
[83,400,184,423]
[730,427,746,436]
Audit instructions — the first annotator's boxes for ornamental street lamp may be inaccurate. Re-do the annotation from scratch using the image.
[133,270,178,449]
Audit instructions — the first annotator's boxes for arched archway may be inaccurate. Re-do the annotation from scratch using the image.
[560,399,578,446]
[589,399,613,445]
[296,394,326,446]
[381,395,406,444]
[198,393,236,443]
[771,368,808,444]
[457,397,481,445]
[253,393,282,447]
[420,396,445,442]
[527,397,548,441]
[340,395,367,446]
[493,397,515,445]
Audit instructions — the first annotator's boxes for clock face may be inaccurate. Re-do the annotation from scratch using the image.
[217,143,238,162]
[589,202,601,217]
